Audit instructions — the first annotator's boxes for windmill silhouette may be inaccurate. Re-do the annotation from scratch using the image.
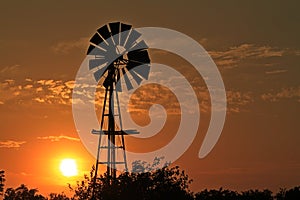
[86,22,150,183]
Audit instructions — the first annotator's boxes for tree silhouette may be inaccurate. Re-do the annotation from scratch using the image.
[4,184,46,200]
[285,186,300,200]
[275,186,300,200]
[48,192,70,200]
[195,188,239,200]
[0,170,5,196]
[2,164,300,200]
[240,189,273,200]
[70,159,193,200]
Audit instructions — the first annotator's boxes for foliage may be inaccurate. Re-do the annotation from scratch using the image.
[240,189,273,200]
[4,184,46,200]
[275,187,300,200]
[1,163,300,200]
[48,192,71,200]
[194,187,300,200]
[195,188,239,200]
[131,157,169,173]
[0,170,5,195]
[70,165,194,200]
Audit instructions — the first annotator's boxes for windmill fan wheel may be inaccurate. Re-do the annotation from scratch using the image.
[87,22,150,91]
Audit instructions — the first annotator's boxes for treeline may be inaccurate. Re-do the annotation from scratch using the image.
[2,184,300,200]
[1,165,299,200]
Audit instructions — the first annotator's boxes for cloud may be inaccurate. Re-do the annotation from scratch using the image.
[24,84,33,89]
[265,69,288,75]
[3,79,15,85]
[208,44,286,69]
[0,78,75,106]
[198,37,208,45]
[120,84,181,115]
[37,135,80,142]
[20,172,32,176]
[120,83,253,115]
[194,88,253,113]
[34,97,45,103]
[0,78,105,106]
[65,80,75,88]
[51,37,89,54]
[0,65,24,80]
[0,64,20,74]
[226,90,253,113]
[0,140,26,148]
[0,77,254,114]
[261,87,300,102]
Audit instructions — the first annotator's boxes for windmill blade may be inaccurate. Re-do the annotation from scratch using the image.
[127,49,150,64]
[125,29,142,50]
[120,23,132,46]
[93,66,107,82]
[87,45,106,55]
[126,60,139,70]
[109,22,121,46]
[121,23,132,32]
[97,24,115,47]
[131,64,150,80]
[127,49,151,80]
[89,58,107,70]
[87,45,96,55]
[90,33,104,45]
[127,68,143,85]
[109,22,120,36]
[121,68,133,90]
[89,33,108,50]
[97,25,111,40]
[89,33,108,51]
[115,69,122,92]
[129,40,148,51]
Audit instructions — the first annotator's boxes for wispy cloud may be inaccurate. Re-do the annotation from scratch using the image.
[208,44,289,69]
[20,172,32,176]
[37,135,80,142]
[0,140,26,148]
[265,69,288,75]
[261,87,300,102]
[0,75,259,114]
[226,90,253,113]
[0,79,73,105]
[3,75,287,115]
[196,89,253,114]
[120,84,253,115]
[51,37,89,54]
[0,64,20,74]
[0,78,106,107]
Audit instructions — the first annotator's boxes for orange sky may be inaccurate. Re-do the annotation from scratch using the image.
[0,0,300,196]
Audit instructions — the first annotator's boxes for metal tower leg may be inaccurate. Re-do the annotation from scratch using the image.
[92,76,137,198]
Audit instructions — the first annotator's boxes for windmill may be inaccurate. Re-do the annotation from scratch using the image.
[87,22,151,181]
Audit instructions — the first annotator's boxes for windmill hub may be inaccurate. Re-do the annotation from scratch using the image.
[115,45,126,55]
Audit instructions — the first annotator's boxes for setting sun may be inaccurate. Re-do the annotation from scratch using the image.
[59,159,78,177]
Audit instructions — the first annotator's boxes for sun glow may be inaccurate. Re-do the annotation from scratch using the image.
[59,158,78,177]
